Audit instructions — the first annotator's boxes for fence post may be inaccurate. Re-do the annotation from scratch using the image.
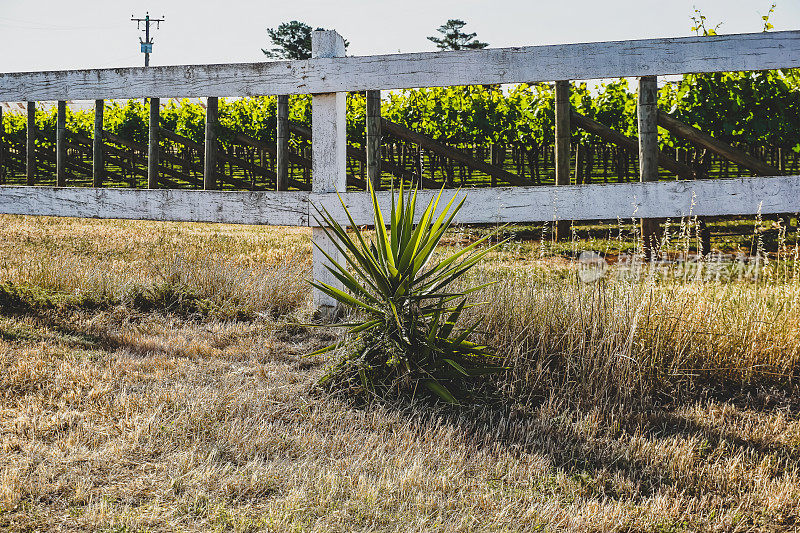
[554,80,571,240]
[637,76,659,258]
[204,96,218,190]
[56,100,66,187]
[26,102,35,185]
[366,89,382,190]
[93,100,104,187]
[276,94,289,191]
[148,98,160,189]
[311,30,347,312]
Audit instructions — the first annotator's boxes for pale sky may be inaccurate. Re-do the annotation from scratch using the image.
[0,0,796,73]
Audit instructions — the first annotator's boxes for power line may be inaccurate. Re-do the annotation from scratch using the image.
[131,11,165,67]
[0,16,127,31]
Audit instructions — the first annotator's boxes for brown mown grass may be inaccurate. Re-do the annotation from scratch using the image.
[0,214,799,532]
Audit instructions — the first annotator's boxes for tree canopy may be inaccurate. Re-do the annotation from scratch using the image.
[263,20,349,60]
[427,19,488,51]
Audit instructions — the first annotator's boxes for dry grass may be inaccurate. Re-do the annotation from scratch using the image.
[1,214,799,532]
[476,266,800,407]
[0,215,311,317]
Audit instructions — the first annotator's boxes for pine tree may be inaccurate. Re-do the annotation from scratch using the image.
[427,19,488,51]
[263,21,349,60]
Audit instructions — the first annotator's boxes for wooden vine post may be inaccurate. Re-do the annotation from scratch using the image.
[56,100,66,186]
[204,96,218,190]
[637,76,659,258]
[574,143,583,185]
[93,100,104,187]
[148,98,160,188]
[311,30,347,312]
[490,144,499,187]
[366,89,382,190]
[554,80,571,240]
[276,94,289,191]
[26,101,35,185]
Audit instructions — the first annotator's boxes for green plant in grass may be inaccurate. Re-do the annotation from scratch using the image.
[310,181,507,404]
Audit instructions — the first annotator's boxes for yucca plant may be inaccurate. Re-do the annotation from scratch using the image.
[311,181,507,404]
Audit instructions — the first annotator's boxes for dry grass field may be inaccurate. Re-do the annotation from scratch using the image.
[0,214,799,532]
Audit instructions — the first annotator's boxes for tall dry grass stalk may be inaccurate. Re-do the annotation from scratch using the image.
[0,216,312,318]
[467,215,800,411]
[476,271,799,409]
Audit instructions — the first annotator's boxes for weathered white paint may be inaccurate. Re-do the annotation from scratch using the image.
[312,175,800,226]
[311,30,348,311]
[0,187,309,226]
[1,31,798,101]
[1,176,798,226]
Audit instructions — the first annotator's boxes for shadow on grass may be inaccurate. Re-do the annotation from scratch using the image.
[347,378,800,510]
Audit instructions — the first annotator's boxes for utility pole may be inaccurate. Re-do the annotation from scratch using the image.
[131,12,165,67]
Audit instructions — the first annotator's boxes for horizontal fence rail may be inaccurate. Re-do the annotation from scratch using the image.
[1,175,798,226]
[1,31,799,100]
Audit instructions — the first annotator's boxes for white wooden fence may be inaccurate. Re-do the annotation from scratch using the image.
[1,30,799,309]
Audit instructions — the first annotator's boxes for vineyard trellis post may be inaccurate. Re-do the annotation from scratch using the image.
[56,100,66,187]
[26,101,35,185]
[276,94,289,191]
[554,80,571,240]
[93,100,104,187]
[311,30,347,311]
[638,75,659,257]
[366,89,381,190]
[204,96,218,190]
[148,98,160,188]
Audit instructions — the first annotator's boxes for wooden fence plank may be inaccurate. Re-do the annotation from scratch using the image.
[315,175,800,226]
[2,31,799,100]
[2,176,798,226]
[0,187,308,225]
